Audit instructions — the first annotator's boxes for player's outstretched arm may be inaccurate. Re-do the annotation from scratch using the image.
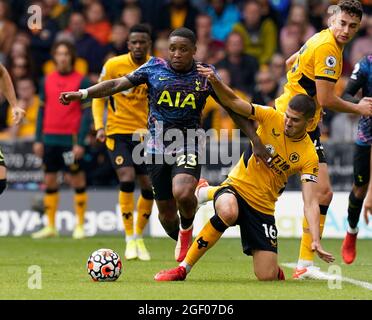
[316,79,372,116]
[59,76,134,105]
[342,78,362,104]
[0,63,25,125]
[302,181,335,263]
[197,65,252,117]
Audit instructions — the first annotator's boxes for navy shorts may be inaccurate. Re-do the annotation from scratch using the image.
[146,151,201,201]
[353,143,371,186]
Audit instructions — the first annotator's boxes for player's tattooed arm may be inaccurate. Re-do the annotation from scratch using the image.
[59,76,134,104]
[86,76,134,98]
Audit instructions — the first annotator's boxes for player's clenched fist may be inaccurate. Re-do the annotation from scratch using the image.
[196,64,218,83]
[357,97,372,116]
[59,91,83,105]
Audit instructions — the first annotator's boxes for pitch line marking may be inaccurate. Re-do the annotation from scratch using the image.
[281,262,372,291]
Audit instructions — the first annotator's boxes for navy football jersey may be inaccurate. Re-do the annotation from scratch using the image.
[345,55,372,145]
[126,57,218,154]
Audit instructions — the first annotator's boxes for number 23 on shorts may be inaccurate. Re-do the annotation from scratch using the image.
[176,153,197,169]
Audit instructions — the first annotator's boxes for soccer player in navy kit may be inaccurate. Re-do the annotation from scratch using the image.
[341,54,372,264]
[60,27,269,262]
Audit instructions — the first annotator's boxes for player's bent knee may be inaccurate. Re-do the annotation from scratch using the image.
[318,188,333,205]
[173,188,194,204]
[352,185,368,199]
[0,179,7,195]
[215,199,238,225]
[255,268,277,281]
[217,208,238,226]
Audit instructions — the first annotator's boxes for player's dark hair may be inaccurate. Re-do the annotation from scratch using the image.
[51,39,76,66]
[288,94,316,119]
[169,27,196,45]
[338,0,363,20]
[129,23,152,36]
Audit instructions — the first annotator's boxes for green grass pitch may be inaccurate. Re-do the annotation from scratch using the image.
[1,237,371,300]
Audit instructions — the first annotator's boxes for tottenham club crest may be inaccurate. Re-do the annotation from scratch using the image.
[325,55,337,68]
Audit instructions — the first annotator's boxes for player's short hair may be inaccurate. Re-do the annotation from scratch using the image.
[288,94,316,119]
[51,39,76,66]
[129,24,152,36]
[338,0,363,20]
[169,27,196,46]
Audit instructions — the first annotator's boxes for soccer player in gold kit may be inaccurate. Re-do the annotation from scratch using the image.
[92,24,154,261]
[195,0,372,279]
[155,66,334,281]
[273,0,372,278]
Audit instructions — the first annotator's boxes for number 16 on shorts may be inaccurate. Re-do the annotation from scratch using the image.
[262,223,278,248]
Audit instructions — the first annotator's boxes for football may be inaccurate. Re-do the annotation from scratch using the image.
[87,248,122,281]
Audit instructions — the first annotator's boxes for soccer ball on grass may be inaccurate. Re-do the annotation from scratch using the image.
[87,248,122,281]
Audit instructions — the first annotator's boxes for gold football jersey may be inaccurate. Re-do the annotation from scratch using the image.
[222,105,319,215]
[275,28,343,132]
[92,53,150,135]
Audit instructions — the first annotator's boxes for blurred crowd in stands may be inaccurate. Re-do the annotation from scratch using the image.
[0,0,371,187]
